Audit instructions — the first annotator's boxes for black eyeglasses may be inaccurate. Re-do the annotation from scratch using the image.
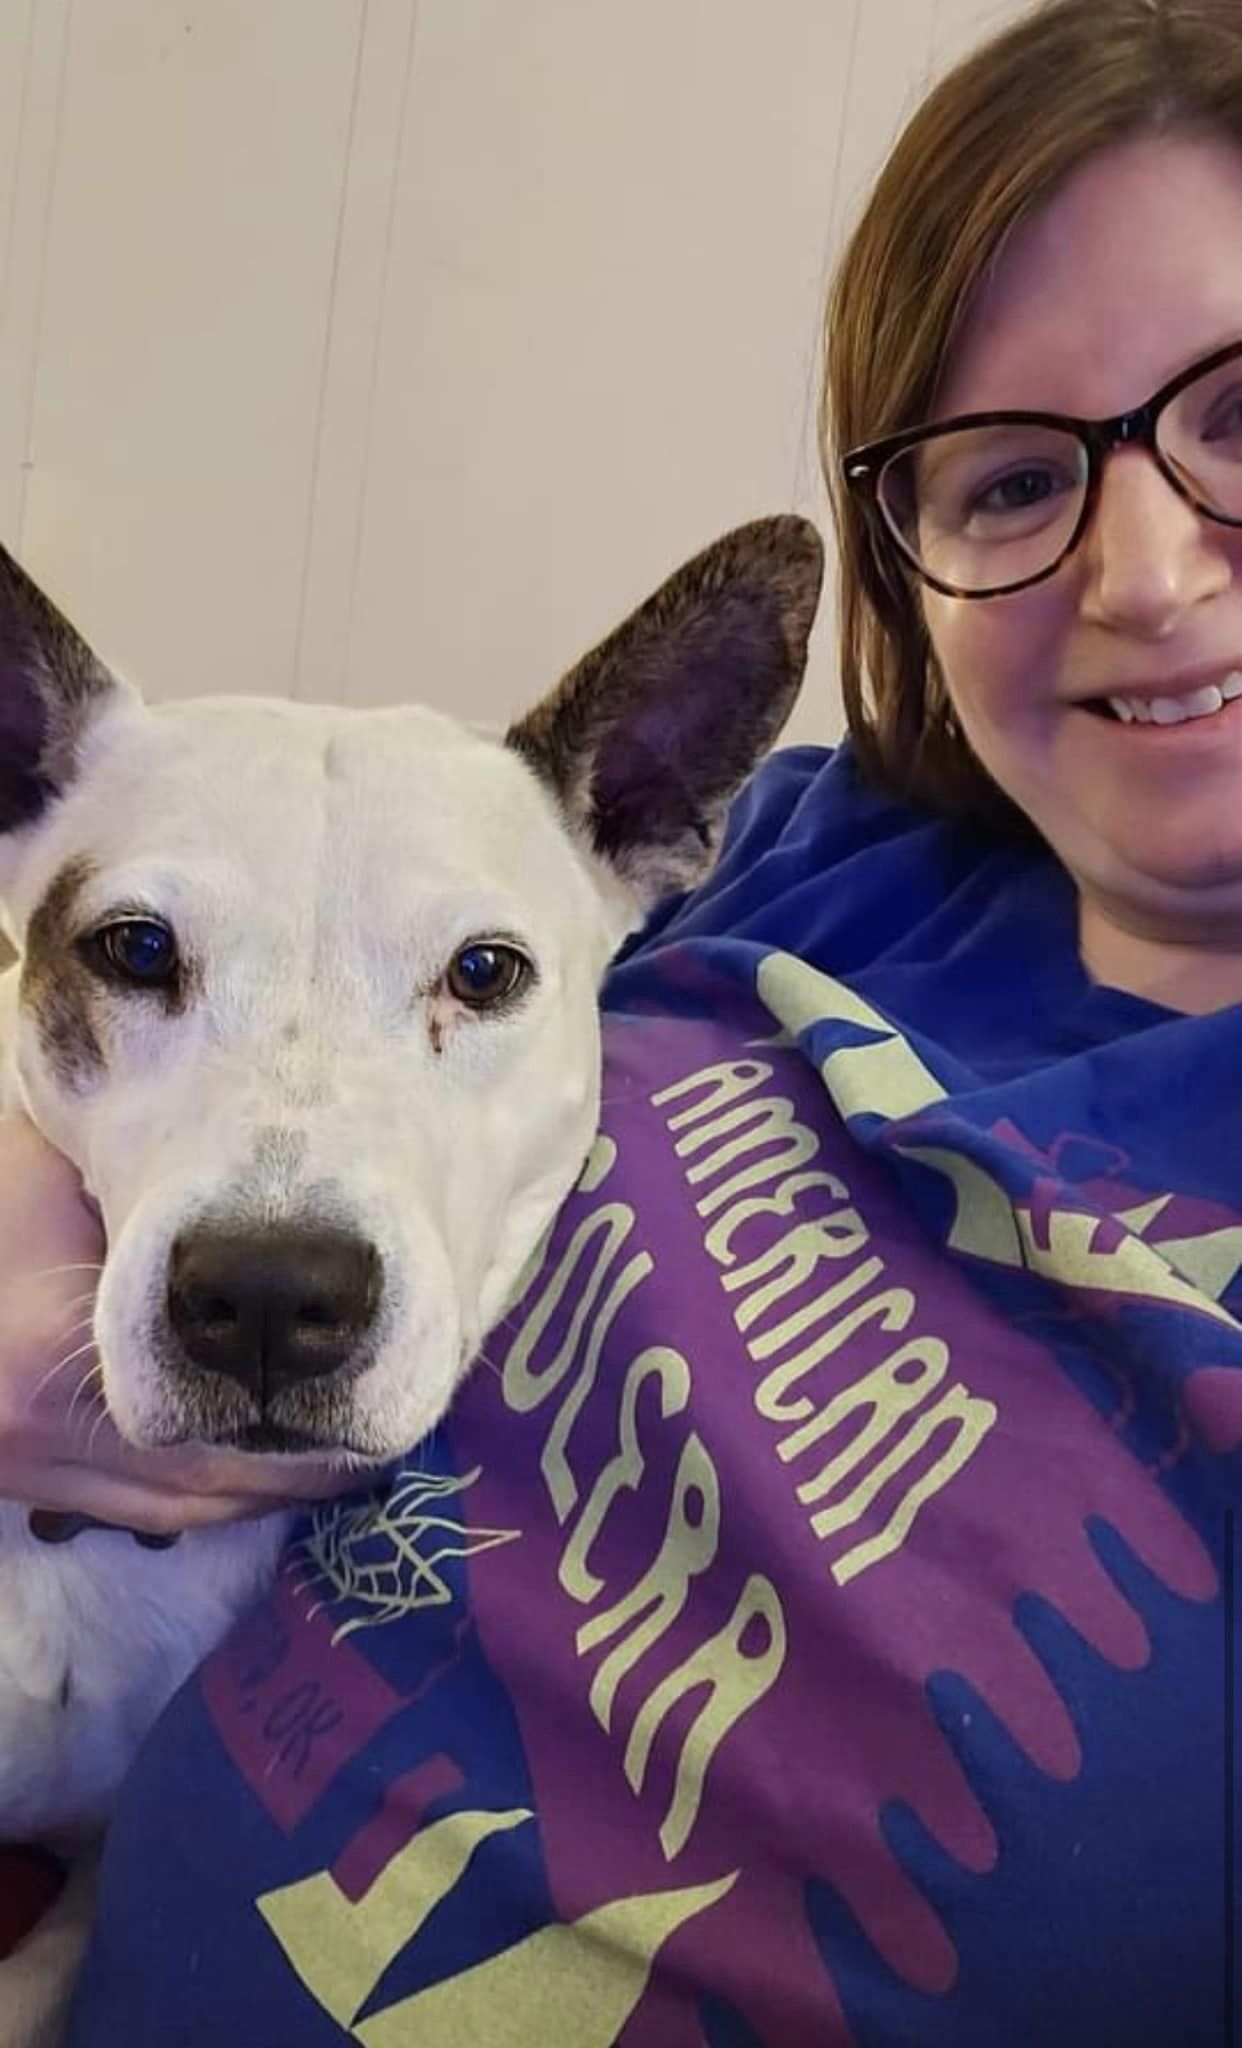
[842,337,1242,599]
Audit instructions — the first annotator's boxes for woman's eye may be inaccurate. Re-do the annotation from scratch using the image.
[91,919,180,988]
[1203,393,1242,443]
[444,941,533,1011]
[971,466,1061,515]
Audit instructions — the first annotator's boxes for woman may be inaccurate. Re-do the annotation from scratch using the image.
[7,0,1242,2040]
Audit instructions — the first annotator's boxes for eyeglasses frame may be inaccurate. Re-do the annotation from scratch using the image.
[841,337,1242,600]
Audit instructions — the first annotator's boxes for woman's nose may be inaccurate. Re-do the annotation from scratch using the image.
[1078,447,1231,636]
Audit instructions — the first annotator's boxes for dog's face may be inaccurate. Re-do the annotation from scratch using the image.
[7,697,626,1458]
[0,518,821,1465]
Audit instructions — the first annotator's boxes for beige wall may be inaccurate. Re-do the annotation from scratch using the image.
[0,0,1023,750]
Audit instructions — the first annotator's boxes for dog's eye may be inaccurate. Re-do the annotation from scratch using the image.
[445,941,532,1011]
[93,919,179,988]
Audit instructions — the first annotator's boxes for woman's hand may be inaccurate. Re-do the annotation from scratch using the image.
[0,1113,350,1535]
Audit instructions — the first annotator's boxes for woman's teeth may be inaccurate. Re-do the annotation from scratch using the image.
[1107,672,1242,724]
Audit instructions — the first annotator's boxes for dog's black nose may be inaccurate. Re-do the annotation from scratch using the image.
[167,1225,382,1398]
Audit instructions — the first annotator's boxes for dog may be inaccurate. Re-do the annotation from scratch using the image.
[0,513,822,2044]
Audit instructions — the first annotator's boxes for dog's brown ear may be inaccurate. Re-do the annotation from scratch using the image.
[0,545,127,838]
[506,515,823,910]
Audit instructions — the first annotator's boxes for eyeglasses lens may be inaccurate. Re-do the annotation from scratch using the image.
[876,351,1242,595]
[878,424,1088,595]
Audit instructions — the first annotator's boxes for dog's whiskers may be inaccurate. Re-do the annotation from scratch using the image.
[59,1288,97,1314]
[27,1260,105,1285]
[472,1344,504,1385]
[83,1391,114,1465]
[67,1362,106,1438]
[47,1304,95,1344]
[24,1334,101,1416]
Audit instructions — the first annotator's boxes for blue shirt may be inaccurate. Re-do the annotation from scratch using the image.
[70,744,1242,2047]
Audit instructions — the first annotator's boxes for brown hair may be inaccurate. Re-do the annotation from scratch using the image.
[822,0,1242,830]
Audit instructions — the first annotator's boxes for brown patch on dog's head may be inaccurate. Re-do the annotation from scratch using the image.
[22,856,198,1094]
[506,515,823,908]
[0,548,119,836]
[22,858,108,1093]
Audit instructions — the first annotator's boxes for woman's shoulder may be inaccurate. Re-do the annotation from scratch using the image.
[718,739,917,859]
[621,738,1041,972]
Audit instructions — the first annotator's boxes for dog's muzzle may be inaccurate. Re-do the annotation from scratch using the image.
[166,1222,383,1400]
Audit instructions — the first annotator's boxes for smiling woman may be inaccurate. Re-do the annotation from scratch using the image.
[905,137,1242,997]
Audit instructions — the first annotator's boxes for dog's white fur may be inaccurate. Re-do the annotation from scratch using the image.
[0,517,821,2044]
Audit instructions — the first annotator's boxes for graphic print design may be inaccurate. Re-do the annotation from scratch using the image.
[287,1467,521,1643]
[198,949,1227,2045]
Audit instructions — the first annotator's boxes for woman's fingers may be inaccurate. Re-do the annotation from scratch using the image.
[0,1453,347,1535]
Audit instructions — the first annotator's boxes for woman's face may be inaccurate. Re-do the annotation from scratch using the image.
[924,131,1242,946]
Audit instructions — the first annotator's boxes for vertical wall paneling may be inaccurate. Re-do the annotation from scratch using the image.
[291,0,421,704]
[0,1,1035,737]
[18,0,364,699]
[0,0,37,312]
[343,0,851,740]
[0,0,69,548]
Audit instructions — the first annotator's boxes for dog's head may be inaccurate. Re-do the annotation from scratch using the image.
[0,518,822,1464]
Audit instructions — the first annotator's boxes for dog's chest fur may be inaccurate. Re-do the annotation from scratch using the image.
[0,1502,288,1842]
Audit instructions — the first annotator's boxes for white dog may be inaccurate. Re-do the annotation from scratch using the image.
[0,515,822,2044]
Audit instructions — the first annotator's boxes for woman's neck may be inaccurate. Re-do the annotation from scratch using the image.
[1079,897,1242,1015]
